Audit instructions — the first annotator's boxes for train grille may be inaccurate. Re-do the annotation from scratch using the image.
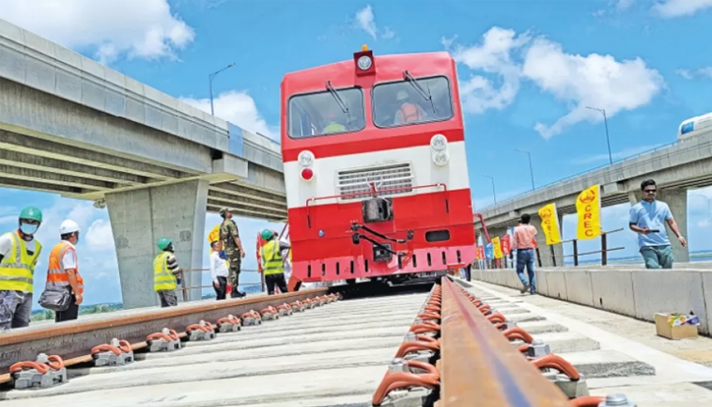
[337,163,414,201]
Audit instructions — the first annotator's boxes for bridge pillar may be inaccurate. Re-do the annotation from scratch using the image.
[660,189,689,263]
[106,180,209,309]
[532,215,563,267]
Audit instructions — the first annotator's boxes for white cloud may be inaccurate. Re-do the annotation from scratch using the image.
[447,27,663,137]
[570,144,664,165]
[617,0,638,10]
[180,91,277,140]
[86,219,115,251]
[652,0,712,17]
[0,0,194,64]
[523,37,664,138]
[450,27,528,114]
[355,5,377,39]
[354,5,395,40]
[677,67,712,80]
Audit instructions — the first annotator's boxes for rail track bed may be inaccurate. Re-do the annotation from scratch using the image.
[1,278,711,406]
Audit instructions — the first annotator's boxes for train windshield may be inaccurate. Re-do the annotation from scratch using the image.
[288,86,365,138]
[372,76,453,128]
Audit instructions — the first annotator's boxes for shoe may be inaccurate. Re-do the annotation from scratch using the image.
[234,291,246,298]
[520,283,530,294]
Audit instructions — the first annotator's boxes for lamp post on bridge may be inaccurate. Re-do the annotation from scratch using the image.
[514,148,535,191]
[209,63,236,116]
[586,106,613,166]
[478,174,497,205]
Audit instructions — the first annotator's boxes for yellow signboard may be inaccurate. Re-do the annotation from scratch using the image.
[492,236,503,259]
[576,184,602,240]
[538,203,562,245]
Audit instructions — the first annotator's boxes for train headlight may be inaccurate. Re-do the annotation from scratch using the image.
[433,151,450,166]
[298,150,315,167]
[357,55,372,71]
[430,134,447,151]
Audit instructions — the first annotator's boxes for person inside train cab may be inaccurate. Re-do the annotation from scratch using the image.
[322,108,347,134]
[393,90,426,126]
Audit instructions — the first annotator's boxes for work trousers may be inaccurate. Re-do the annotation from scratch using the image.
[640,245,674,269]
[55,293,79,323]
[265,273,288,296]
[158,290,178,307]
[0,290,32,331]
[226,249,242,297]
[214,276,227,300]
[516,249,536,294]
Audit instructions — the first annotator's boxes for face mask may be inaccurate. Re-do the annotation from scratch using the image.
[20,223,38,236]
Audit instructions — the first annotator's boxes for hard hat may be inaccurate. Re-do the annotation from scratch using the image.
[260,229,275,240]
[219,207,231,216]
[396,90,409,101]
[157,237,172,251]
[19,206,43,222]
[59,219,80,235]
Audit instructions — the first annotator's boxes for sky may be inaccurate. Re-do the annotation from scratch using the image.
[1,0,712,305]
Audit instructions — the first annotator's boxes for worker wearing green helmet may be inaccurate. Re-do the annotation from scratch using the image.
[259,229,291,296]
[153,237,183,307]
[0,206,44,331]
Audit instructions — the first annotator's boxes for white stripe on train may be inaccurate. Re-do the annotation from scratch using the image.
[284,141,470,209]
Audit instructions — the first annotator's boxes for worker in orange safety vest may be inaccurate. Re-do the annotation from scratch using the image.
[45,220,84,323]
[393,90,425,125]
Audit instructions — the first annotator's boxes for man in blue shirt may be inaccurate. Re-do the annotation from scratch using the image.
[629,179,687,269]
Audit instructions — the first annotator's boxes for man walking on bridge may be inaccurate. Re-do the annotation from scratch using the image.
[219,208,246,298]
[260,229,290,295]
[153,238,183,307]
[513,213,537,295]
[629,179,687,269]
[0,207,43,331]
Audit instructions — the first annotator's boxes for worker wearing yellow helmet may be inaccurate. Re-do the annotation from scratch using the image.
[0,206,43,331]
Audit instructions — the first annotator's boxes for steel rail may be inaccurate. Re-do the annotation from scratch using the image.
[439,277,571,406]
[0,288,327,381]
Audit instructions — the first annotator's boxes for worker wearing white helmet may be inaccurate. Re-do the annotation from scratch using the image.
[41,220,84,323]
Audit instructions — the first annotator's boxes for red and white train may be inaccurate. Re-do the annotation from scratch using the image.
[279,46,475,290]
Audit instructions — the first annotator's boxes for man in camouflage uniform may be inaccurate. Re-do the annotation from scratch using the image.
[219,208,246,298]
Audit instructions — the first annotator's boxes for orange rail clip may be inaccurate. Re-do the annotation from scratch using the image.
[91,339,132,356]
[10,355,64,375]
[372,360,440,406]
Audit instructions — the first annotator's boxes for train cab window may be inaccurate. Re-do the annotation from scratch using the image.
[288,86,365,138]
[372,76,453,128]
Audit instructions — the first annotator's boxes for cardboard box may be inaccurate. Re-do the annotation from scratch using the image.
[654,313,698,340]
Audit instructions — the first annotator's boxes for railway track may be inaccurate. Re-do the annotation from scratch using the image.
[0,277,710,406]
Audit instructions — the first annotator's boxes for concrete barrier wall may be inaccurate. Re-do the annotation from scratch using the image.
[472,268,712,336]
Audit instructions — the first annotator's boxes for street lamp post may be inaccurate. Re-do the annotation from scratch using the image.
[479,174,497,204]
[515,148,535,191]
[586,106,613,165]
[209,63,236,116]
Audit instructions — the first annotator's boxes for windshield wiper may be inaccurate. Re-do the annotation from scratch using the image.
[326,81,349,114]
[403,71,436,114]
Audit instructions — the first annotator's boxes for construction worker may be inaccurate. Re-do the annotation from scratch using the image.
[0,206,43,331]
[209,240,229,300]
[260,229,291,295]
[219,208,246,298]
[153,238,183,307]
[322,109,346,134]
[45,220,84,322]
[394,90,425,125]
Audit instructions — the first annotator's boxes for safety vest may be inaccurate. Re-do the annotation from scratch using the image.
[153,252,177,292]
[0,231,42,294]
[260,240,284,276]
[46,241,84,295]
[323,122,346,134]
[396,103,423,124]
